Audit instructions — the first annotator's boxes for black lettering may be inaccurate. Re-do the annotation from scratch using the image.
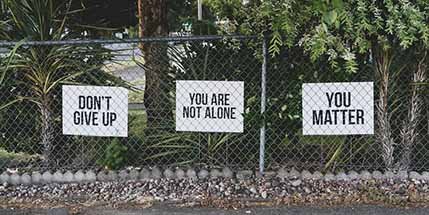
[84,112,91,125]
[313,110,323,125]
[341,109,347,124]
[110,113,117,126]
[348,109,355,124]
[326,93,334,108]
[78,96,86,109]
[334,92,342,107]
[189,93,196,105]
[224,94,230,106]
[73,111,80,125]
[356,109,364,124]
[344,92,351,107]
[93,96,101,110]
[205,107,211,118]
[332,109,339,124]
[92,112,98,126]
[211,93,217,105]
[230,107,236,119]
[324,110,332,125]
[105,96,112,110]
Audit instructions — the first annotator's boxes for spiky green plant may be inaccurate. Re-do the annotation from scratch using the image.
[0,0,125,168]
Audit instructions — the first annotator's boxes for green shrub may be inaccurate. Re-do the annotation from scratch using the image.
[97,139,128,170]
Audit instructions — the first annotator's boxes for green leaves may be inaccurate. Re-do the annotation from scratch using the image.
[269,32,283,57]
[97,139,128,170]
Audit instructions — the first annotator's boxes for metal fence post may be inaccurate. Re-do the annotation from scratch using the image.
[259,35,268,175]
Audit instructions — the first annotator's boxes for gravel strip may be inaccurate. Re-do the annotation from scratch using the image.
[1,177,429,210]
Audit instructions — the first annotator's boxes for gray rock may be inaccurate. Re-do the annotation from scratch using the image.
[289,168,300,179]
[140,168,151,180]
[301,170,312,180]
[97,171,108,181]
[409,171,421,180]
[312,171,323,180]
[20,173,31,185]
[323,172,335,181]
[63,171,74,183]
[198,169,209,179]
[421,172,429,181]
[186,168,197,179]
[264,171,277,179]
[360,170,372,180]
[261,190,268,199]
[119,170,129,180]
[53,171,64,183]
[384,170,394,179]
[222,167,234,178]
[395,171,408,180]
[42,172,53,184]
[106,171,118,181]
[151,167,162,179]
[0,172,10,184]
[74,170,85,182]
[336,172,349,181]
[163,168,175,179]
[255,171,263,179]
[175,168,185,179]
[348,171,359,180]
[291,179,302,187]
[210,169,223,178]
[277,168,288,178]
[85,170,97,182]
[10,173,20,185]
[372,171,384,180]
[31,172,42,184]
[236,170,252,180]
[249,186,257,194]
[129,169,140,180]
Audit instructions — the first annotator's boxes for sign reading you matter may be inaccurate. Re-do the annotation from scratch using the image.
[62,85,128,137]
[176,80,244,133]
[302,82,374,135]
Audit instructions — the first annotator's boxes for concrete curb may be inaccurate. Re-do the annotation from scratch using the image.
[2,168,429,186]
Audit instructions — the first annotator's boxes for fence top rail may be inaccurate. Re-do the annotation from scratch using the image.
[0,35,258,47]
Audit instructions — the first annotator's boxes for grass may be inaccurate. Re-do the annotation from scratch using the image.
[0,148,39,167]
[129,110,147,137]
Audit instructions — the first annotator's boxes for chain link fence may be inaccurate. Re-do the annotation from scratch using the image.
[0,35,427,173]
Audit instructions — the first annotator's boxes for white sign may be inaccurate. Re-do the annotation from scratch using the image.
[302,82,374,135]
[176,80,244,133]
[62,85,128,137]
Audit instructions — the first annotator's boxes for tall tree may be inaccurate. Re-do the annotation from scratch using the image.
[138,0,172,127]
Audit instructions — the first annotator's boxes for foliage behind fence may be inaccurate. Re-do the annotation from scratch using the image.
[0,35,427,173]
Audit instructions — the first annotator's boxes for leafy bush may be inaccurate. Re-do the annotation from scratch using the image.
[97,139,128,170]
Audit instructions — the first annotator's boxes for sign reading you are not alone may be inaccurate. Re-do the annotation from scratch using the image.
[62,85,128,137]
[302,82,374,135]
[176,80,244,133]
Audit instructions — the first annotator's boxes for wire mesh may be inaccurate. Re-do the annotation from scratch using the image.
[0,35,427,173]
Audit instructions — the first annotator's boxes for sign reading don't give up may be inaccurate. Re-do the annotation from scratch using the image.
[302,82,374,135]
[176,80,244,133]
[62,85,128,137]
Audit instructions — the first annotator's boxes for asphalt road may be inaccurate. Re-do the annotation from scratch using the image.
[3,205,429,215]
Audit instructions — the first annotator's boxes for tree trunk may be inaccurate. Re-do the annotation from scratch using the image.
[38,94,54,169]
[373,46,395,170]
[138,0,172,127]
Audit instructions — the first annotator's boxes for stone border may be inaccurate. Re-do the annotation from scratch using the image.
[1,168,428,185]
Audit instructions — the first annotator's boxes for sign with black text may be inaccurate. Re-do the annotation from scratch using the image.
[302,82,374,135]
[62,85,128,137]
[176,80,244,133]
